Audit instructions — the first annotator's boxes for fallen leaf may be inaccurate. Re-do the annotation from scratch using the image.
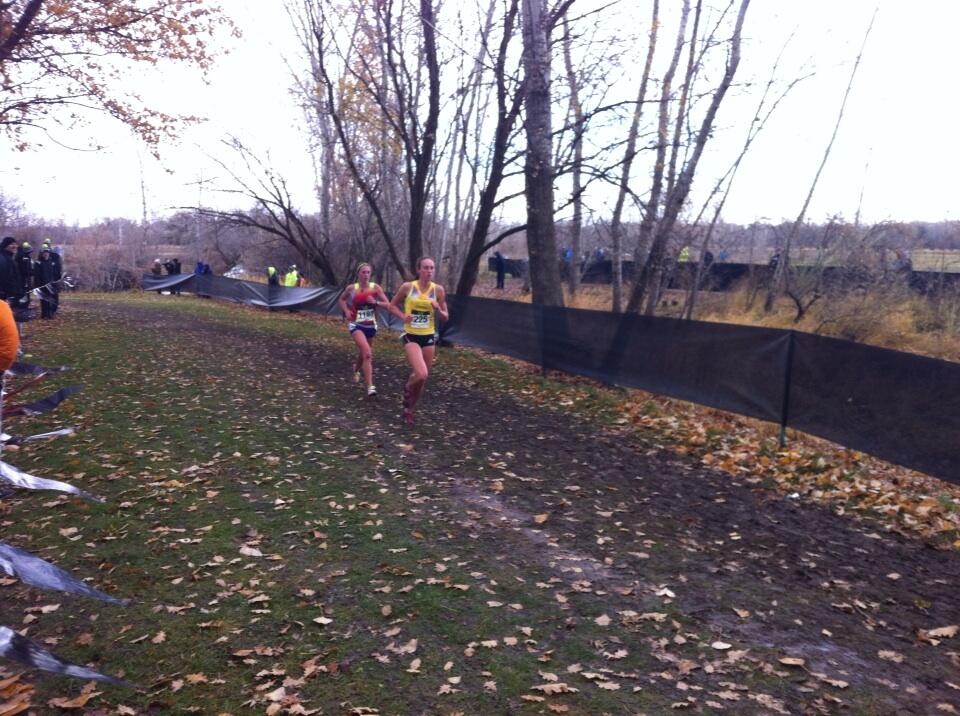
[46,682,99,709]
[531,682,578,694]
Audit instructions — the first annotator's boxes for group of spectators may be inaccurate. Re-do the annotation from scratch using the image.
[0,236,63,322]
[150,257,215,295]
[266,265,306,288]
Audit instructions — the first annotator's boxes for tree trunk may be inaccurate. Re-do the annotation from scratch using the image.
[610,0,659,312]
[561,14,583,298]
[407,0,442,271]
[521,0,564,307]
[624,0,690,314]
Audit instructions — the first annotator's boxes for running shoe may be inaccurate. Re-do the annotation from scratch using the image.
[367,384,377,397]
[353,370,361,384]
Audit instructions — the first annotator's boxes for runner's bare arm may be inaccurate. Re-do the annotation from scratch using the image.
[373,286,390,319]
[432,285,449,322]
[337,286,352,320]
[388,283,411,323]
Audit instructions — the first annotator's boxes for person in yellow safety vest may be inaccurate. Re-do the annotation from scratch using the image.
[267,266,279,286]
[678,246,691,263]
[283,265,298,287]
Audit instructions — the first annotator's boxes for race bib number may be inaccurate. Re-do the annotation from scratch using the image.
[411,310,430,328]
[356,307,375,322]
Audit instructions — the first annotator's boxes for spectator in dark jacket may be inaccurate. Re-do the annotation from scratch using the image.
[41,239,62,276]
[35,247,61,319]
[15,242,33,296]
[493,251,506,289]
[164,257,182,295]
[0,237,22,302]
[0,237,24,348]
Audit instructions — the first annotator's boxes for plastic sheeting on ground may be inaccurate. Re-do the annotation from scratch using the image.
[0,541,126,604]
[0,460,102,502]
[0,626,132,687]
[141,274,960,484]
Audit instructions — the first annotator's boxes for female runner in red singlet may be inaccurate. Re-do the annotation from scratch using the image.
[338,263,390,396]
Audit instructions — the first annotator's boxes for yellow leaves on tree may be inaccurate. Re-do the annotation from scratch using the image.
[0,0,237,150]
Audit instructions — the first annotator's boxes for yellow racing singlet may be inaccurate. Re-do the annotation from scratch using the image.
[404,281,436,336]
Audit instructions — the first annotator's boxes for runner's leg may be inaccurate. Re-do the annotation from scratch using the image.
[351,329,373,386]
[403,341,428,419]
[411,345,435,405]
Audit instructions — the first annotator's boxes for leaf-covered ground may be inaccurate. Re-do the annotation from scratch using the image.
[1,293,958,715]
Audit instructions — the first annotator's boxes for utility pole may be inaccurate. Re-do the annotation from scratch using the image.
[186,172,214,263]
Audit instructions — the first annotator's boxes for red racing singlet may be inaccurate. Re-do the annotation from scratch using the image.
[350,282,379,326]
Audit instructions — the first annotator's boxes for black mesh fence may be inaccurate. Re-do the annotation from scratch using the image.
[788,332,960,481]
[141,274,960,484]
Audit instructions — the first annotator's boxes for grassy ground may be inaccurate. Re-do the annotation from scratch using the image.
[1,293,958,715]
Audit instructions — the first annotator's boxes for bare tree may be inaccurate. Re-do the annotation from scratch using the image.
[520,0,566,306]
[299,0,441,279]
[682,37,810,319]
[560,13,584,297]
[765,8,877,312]
[193,139,339,285]
[453,0,527,297]
[626,0,750,315]
[624,0,690,313]
[608,0,659,313]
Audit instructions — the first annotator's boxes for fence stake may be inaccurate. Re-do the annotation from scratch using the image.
[778,330,796,449]
[538,303,548,378]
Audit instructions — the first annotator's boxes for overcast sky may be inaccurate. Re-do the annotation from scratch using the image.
[2,0,957,227]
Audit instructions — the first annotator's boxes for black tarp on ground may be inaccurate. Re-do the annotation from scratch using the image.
[788,332,960,483]
[143,274,194,292]
[138,274,960,484]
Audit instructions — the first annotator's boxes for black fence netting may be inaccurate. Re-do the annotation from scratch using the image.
[444,297,790,424]
[141,274,960,484]
[788,332,960,482]
[444,295,545,366]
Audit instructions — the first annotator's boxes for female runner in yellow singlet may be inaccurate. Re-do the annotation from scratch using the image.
[388,256,449,424]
